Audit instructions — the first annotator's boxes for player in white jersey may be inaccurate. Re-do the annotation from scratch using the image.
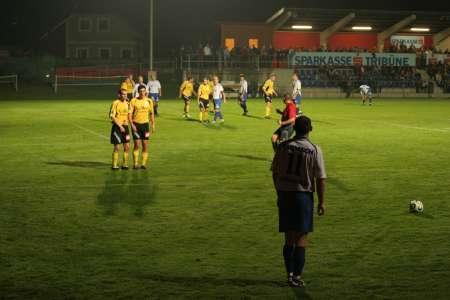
[147,74,162,115]
[212,75,226,123]
[133,75,148,98]
[359,84,373,105]
[238,74,249,115]
[272,116,326,287]
[292,73,302,114]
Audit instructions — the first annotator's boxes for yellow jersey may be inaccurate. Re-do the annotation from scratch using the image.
[129,97,154,124]
[110,99,129,125]
[180,80,194,97]
[198,83,212,100]
[122,78,134,93]
[263,79,275,96]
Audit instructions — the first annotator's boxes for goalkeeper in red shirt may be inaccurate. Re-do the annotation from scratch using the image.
[271,94,297,151]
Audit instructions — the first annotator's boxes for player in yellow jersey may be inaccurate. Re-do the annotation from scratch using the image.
[262,73,278,119]
[120,74,135,100]
[197,77,212,123]
[179,76,196,118]
[128,85,156,169]
[110,89,131,170]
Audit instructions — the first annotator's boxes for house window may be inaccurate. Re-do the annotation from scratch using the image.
[76,48,88,59]
[99,48,111,59]
[121,48,133,59]
[98,17,110,32]
[249,38,259,48]
[225,38,235,50]
[78,17,92,32]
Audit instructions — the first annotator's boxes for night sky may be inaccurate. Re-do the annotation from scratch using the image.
[1,0,449,54]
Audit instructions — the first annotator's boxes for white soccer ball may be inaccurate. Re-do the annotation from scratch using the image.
[409,200,424,213]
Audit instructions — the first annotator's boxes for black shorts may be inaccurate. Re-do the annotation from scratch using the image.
[199,99,209,109]
[182,95,192,103]
[273,125,294,142]
[277,191,314,233]
[110,124,131,145]
[132,122,150,140]
[264,94,273,103]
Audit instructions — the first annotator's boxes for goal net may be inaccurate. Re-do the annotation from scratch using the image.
[54,75,128,93]
[0,74,18,91]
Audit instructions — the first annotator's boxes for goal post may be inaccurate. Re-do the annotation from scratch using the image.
[0,74,18,91]
[53,75,128,94]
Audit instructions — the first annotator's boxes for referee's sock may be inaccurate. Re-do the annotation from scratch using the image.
[293,246,306,277]
[283,244,295,276]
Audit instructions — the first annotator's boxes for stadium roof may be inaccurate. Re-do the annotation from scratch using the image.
[268,8,450,34]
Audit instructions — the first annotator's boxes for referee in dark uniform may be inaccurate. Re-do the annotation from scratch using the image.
[271,115,326,287]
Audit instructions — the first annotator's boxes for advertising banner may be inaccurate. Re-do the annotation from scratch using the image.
[390,35,424,48]
[290,52,416,67]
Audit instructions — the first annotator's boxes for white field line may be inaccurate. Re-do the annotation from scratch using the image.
[334,117,449,134]
[72,123,109,140]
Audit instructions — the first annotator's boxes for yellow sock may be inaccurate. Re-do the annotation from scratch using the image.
[123,152,129,167]
[199,112,203,122]
[133,149,139,167]
[112,151,119,168]
[186,104,190,114]
[142,152,149,166]
[265,105,270,117]
[203,111,208,121]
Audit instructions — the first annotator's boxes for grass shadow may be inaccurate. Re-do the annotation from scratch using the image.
[312,119,337,126]
[291,287,313,299]
[219,153,271,162]
[135,273,286,288]
[46,161,110,169]
[402,211,434,219]
[241,114,266,120]
[96,170,157,217]
[164,116,200,123]
[326,177,352,192]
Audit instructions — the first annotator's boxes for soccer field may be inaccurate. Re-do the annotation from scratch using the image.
[1,97,450,299]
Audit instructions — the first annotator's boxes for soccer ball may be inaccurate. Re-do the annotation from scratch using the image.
[409,200,424,213]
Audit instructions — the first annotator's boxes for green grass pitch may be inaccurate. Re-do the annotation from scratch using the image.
[1,94,450,299]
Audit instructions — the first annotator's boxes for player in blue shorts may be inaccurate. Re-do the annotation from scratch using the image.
[292,72,302,115]
[239,74,249,115]
[147,74,162,115]
[212,75,227,123]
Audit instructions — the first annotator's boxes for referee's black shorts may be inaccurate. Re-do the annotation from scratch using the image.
[277,191,314,233]
[110,124,130,145]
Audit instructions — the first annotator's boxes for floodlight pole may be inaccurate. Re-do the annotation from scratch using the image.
[149,0,154,71]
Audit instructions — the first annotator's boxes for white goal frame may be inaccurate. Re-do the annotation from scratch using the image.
[53,75,128,93]
[0,74,18,91]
